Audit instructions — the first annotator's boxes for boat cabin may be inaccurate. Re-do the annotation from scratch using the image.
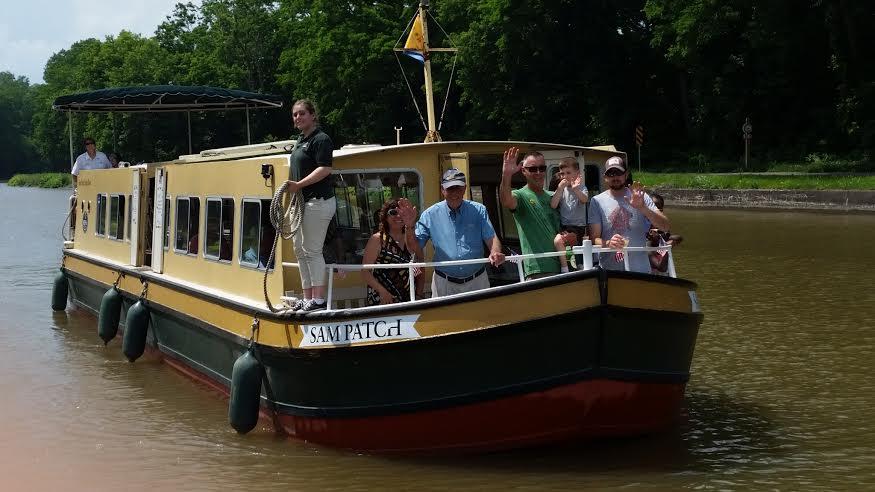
[69,140,626,308]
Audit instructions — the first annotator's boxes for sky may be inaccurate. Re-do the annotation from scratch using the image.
[1,0,201,84]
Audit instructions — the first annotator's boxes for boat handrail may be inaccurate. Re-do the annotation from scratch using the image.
[280,240,677,309]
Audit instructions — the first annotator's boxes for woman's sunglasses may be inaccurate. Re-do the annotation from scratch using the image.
[386,208,399,216]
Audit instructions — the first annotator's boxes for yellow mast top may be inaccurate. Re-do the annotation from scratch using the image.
[419,1,439,142]
[397,0,458,143]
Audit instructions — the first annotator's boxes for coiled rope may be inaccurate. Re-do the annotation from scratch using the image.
[262,180,304,313]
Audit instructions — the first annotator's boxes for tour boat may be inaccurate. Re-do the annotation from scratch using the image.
[50,1,702,454]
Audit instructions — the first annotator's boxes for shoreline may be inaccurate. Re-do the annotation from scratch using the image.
[656,188,875,213]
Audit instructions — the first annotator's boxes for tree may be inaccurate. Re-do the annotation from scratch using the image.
[0,72,38,178]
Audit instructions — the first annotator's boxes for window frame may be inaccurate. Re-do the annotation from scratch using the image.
[108,194,126,241]
[204,196,234,263]
[173,195,200,256]
[95,193,108,237]
[329,168,424,264]
[238,197,274,271]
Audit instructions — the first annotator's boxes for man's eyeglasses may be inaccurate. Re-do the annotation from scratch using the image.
[386,208,399,217]
[524,165,547,173]
[605,170,625,177]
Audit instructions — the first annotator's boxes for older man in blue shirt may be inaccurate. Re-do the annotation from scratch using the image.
[414,168,505,297]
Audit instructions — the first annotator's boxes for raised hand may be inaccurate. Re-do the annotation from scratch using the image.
[502,147,522,177]
[572,174,582,188]
[397,198,418,228]
[625,180,646,209]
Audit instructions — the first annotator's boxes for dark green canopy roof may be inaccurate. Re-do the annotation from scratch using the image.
[52,85,284,112]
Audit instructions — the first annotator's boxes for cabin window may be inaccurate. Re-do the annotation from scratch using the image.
[109,195,125,240]
[205,197,234,262]
[239,199,276,269]
[174,196,200,255]
[95,194,107,236]
[329,170,422,264]
[583,163,601,195]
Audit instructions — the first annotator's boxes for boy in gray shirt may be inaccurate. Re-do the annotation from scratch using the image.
[550,157,589,273]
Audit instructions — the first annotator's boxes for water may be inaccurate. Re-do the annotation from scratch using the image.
[1,183,874,490]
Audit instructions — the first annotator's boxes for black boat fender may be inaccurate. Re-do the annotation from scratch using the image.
[229,349,263,434]
[122,300,150,362]
[98,281,123,345]
[51,268,68,311]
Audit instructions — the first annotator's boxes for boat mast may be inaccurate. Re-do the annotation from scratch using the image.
[419,0,440,143]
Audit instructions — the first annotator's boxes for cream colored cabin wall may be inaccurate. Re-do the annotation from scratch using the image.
[74,167,139,264]
[161,156,288,303]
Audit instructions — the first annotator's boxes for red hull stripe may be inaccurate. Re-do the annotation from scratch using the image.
[277,379,686,454]
[160,347,685,454]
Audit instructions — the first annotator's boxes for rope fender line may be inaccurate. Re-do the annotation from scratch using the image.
[246,316,286,437]
[139,278,149,301]
[112,271,124,289]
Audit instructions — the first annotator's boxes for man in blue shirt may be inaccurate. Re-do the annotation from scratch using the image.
[414,169,505,297]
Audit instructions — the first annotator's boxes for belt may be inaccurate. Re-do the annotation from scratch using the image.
[434,266,486,284]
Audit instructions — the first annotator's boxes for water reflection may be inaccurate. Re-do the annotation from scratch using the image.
[2,185,875,490]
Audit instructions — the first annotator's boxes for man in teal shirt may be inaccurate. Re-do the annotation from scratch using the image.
[499,147,561,279]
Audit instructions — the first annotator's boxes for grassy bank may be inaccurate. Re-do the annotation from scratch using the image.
[7,173,71,188]
[636,172,875,190]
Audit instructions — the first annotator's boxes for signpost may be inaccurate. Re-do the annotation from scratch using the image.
[742,117,752,169]
[635,125,644,172]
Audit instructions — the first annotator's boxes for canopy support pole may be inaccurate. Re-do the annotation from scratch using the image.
[68,111,74,169]
[246,105,251,144]
[187,110,192,154]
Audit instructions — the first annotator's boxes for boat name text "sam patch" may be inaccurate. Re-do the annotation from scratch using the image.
[300,314,421,348]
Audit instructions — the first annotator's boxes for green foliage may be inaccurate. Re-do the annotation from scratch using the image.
[2,0,873,180]
[638,172,875,191]
[7,172,72,188]
[0,72,38,178]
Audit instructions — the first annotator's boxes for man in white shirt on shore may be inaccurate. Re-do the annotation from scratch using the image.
[71,137,111,187]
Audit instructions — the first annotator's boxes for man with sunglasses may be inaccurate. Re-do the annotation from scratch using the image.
[587,156,670,273]
[499,147,561,279]
[414,168,505,297]
[71,137,111,188]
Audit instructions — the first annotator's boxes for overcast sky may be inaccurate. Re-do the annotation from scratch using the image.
[1,0,201,84]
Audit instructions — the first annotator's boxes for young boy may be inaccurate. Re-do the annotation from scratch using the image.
[647,192,683,274]
[550,157,589,273]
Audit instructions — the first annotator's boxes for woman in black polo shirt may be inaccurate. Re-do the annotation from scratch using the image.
[286,99,337,311]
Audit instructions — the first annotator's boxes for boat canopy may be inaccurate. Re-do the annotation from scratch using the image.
[53,85,284,160]
[52,85,283,113]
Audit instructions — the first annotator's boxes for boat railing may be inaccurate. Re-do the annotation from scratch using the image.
[281,240,676,309]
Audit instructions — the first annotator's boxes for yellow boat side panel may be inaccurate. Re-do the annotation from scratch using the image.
[160,157,289,304]
[607,278,698,314]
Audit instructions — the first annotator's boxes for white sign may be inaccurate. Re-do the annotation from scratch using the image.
[300,314,421,348]
[688,291,701,313]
